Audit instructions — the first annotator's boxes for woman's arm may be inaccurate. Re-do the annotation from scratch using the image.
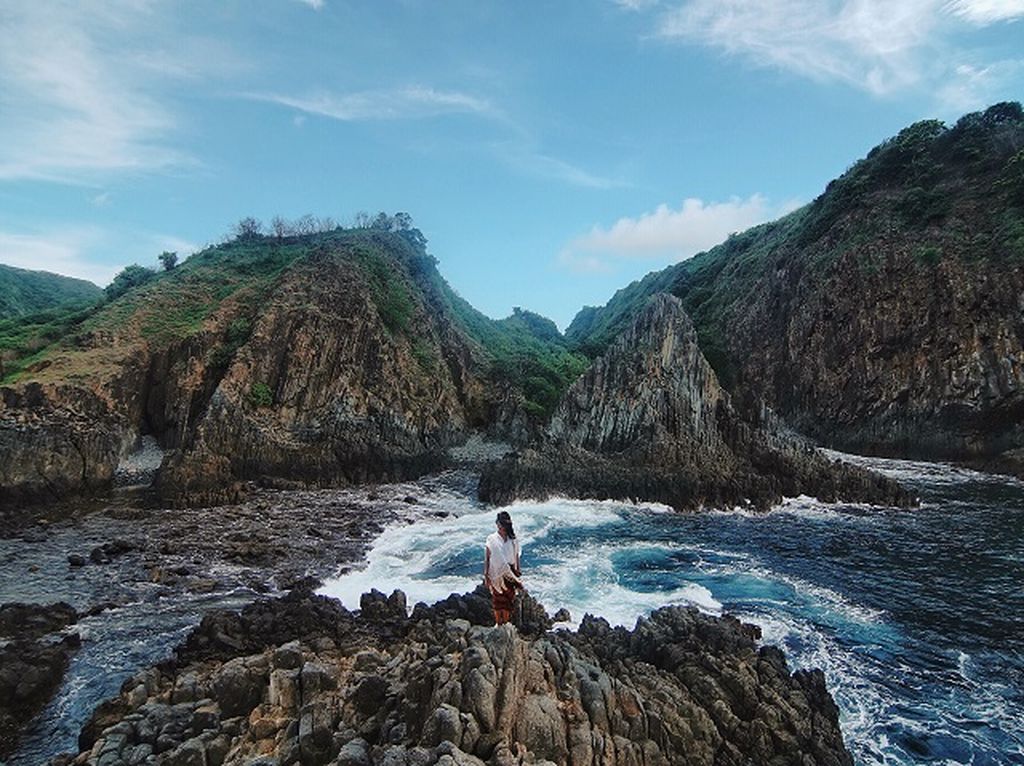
[484,547,493,592]
[513,540,521,576]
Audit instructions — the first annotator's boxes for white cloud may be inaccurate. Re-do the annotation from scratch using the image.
[0,2,191,183]
[936,60,1024,113]
[945,0,1024,24]
[658,0,937,95]
[0,229,114,286]
[296,0,325,8]
[560,195,793,272]
[0,227,201,287]
[613,0,660,10]
[493,143,626,190]
[652,0,1024,99]
[249,86,495,121]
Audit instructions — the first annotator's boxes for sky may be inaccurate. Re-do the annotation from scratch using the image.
[1,1,1022,329]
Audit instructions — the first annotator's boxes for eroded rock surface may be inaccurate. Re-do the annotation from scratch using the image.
[481,294,913,511]
[58,588,852,766]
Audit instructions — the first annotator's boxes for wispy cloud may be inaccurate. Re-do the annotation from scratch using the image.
[0,2,190,183]
[0,228,114,286]
[296,0,326,8]
[945,0,1024,24]
[0,226,201,286]
[493,143,626,190]
[653,0,1024,100]
[560,195,797,272]
[248,86,496,121]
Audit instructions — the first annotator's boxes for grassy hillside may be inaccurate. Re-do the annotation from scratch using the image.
[0,223,587,418]
[566,101,1024,388]
[0,264,102,320]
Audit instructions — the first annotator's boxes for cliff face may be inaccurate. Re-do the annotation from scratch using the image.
[566,103,1024,468]
[481,294,912,511]
[66,587,854,766]
[157,248,485,505]
[0,229,574,508]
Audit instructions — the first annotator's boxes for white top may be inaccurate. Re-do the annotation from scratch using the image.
[485,531,520,585]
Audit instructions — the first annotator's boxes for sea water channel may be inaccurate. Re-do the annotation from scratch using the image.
[3,452,1022,765]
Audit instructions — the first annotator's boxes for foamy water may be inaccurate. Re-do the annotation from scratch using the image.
[321,454,1024,765]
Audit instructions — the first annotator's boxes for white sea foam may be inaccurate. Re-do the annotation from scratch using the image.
[821,449,1024,488]
[319,495,719,624]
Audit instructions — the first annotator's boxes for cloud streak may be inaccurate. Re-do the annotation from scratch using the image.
[248,86,496,122]
[653,0,1024,102]
[0,2,190,183]
[560,195,795,272]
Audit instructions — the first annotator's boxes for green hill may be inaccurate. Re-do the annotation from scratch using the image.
[0,219,587,504]
[0,264,101,320]
[566,102,1024,460]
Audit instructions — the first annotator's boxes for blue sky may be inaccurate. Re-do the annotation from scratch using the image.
[1,0,1022,328]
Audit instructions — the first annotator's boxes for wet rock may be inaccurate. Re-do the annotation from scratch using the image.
[59,588,855,766]
[0,602,81,759]
[551,608,570,623]
[209,657,267,717]
[67,553,86,567]
[0,601,78,639]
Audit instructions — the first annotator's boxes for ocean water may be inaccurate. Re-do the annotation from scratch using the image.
[320,455,1024,766]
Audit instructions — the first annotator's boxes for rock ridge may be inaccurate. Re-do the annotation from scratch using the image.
[59,586,853,766]
[481,294,913,511]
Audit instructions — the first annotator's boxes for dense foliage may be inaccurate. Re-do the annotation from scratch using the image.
[0,264,101,321]
[565,102,1024,386]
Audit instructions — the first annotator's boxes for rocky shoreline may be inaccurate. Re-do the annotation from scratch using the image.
[0,474,464,762]
[57,585,854,766]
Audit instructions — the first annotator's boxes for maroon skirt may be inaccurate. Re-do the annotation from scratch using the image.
[491,587,515,611]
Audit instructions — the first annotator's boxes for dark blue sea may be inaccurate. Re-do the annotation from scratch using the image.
[323,453,1024,765]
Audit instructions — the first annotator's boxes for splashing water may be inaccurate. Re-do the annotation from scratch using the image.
[321,455,1024,765]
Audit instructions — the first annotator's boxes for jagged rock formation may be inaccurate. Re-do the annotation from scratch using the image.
[61,587,853,766]
[0,229,582,507]
[566,103,1024,472]
[482,294,912,511]
[0,602,81,759]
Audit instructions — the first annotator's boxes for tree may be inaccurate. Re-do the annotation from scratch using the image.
[105,264,156,300]
[271,216,292,239]
[158,251,178,271]
[233,216,263,240]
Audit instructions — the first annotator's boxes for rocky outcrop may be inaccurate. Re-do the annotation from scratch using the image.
[0,602,81,759]
[566,104,1024,472]
[158,250,482,506]
[61,587,853,766]
[481,294,913,511]
[0,384,135,507]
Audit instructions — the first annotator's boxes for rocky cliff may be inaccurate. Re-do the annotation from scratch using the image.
[566,103,1024,471]
[60,587,854,766]
[482,294,912,511]
[0,227,582,508]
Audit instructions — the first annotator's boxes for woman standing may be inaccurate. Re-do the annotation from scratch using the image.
[483,511,521,625]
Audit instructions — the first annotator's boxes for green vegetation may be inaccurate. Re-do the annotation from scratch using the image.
[0,302,99,382]
[439,290,589,418]
[105,264,157,301]
[915,245,943,267]
[565,102,1024,385]
[248,382,273,408]
[0,264,102,321]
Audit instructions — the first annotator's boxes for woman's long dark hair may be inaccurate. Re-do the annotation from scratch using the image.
[496,511,516,539]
